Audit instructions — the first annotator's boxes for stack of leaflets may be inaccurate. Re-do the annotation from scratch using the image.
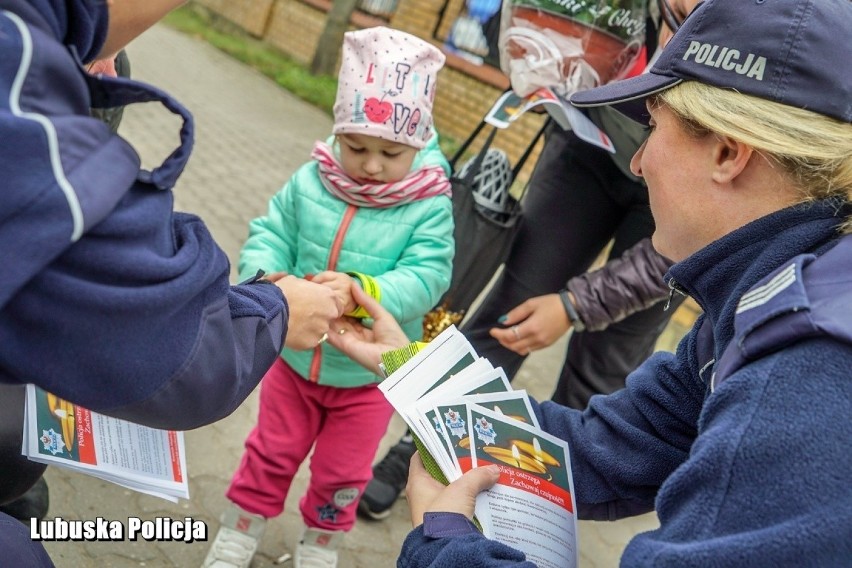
[379,326,578,568]
[22,385,189,503]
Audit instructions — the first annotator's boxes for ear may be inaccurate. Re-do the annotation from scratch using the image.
[711,135,753,184]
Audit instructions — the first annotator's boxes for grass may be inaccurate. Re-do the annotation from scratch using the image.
[162,3,339,116]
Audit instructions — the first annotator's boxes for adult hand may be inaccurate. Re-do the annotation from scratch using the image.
[275,275,344,350]
[489,293,570,355]
[326,283,409,375]
[406,454,500,527]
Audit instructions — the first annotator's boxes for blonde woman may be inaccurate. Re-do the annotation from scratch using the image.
[330,0,852,565]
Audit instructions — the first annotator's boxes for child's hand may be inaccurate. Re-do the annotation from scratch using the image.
[261,270,288,283]
[312,271,356,315]
[327,283,410,376]
[274,276,343,350]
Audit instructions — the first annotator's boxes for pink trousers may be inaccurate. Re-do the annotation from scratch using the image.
[227,358,394,531]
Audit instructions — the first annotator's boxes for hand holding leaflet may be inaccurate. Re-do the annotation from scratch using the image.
[378,326,579,567]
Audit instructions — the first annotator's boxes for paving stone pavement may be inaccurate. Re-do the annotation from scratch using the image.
[38,23,668,568]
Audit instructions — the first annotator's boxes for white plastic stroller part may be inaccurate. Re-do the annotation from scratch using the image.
[457,148,513,214]
[450,14,490,56]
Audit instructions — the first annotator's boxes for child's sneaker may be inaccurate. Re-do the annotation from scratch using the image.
[294,526,343,568]
[202,502,266,568]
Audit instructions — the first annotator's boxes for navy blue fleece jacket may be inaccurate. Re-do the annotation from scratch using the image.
[400,199,852,567]
[0,0,287,430]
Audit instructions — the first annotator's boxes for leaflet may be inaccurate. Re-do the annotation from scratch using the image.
[466,404,577,568]
[379,325,477,401]
[484,87,615,153]
[22,385,189,502]
[380,326,578,567]
[429,390,538,480]
[410,364,510,476]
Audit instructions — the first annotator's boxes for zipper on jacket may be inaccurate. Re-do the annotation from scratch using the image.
[664,277,688,311]
[309,204,358,382]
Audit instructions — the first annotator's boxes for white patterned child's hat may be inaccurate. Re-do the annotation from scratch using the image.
[333,27,446,149]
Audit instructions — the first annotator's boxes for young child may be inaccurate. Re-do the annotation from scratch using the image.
[202,27,454,568]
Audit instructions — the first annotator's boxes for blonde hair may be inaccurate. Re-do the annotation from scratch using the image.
[657,81,852,232]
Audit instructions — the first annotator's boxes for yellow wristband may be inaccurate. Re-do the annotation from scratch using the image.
[346,272,381,319]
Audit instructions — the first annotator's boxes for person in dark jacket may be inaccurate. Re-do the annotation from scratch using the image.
[467,0,685,412]
[466,119,681,408]
[0,46,130,526]
[0,0,342,561]
[331,0,852,565]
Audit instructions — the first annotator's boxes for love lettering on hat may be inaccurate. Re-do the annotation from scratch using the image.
[333,27,447,149]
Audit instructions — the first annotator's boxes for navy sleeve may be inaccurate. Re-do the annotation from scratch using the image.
[621,338,852,566]
[399,524,533,567]
[0,188,287,431]
[537,324,706,521]
[422,512,479,538]
[5,0,109,63]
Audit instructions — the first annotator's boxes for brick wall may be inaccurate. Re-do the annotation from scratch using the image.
[433,67,546,175]
[194,0,275,36]
[388,0,445,38]
[264,0,327,65]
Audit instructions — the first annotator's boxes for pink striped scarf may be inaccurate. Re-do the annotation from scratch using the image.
[311,142,452,208]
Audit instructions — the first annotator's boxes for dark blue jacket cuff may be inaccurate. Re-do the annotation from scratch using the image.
[423,512,479,538]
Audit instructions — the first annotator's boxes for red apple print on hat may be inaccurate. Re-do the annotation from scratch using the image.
[364,90,395,124]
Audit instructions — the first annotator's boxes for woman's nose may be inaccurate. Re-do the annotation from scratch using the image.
[630,140,646,178]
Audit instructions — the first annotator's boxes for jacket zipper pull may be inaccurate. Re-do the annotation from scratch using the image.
[664,277,687,311]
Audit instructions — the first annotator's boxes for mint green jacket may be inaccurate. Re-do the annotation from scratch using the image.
[238,134,454,387]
